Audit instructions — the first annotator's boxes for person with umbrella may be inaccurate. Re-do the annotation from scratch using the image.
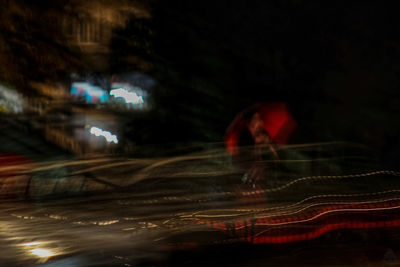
[225,102,297,189]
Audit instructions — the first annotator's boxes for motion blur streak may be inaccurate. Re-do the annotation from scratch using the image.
[254,197,400,218]
[264,170,400,193]
[89,126,118,144]
[30,248,55,258]
[197,198,400,244]
[0,142,399,265]
[251,218,400,244]
[189,193,400,219]
[253,201,400,226]
[110,88,144,104]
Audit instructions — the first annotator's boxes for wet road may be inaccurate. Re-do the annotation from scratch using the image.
[1,143,400,266]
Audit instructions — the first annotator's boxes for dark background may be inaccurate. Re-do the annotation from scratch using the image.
[144,1,400,162]
[1,0,400,164]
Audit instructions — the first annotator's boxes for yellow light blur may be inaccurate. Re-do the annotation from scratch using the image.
[22,241,44,246]
[19,241,60,262]
[30,248,55,258]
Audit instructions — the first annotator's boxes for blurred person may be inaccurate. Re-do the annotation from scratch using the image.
[225,102,296,205]
[237,111,279,190]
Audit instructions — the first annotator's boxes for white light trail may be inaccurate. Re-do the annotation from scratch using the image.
[89,126,118,144]
[110,88,144,104]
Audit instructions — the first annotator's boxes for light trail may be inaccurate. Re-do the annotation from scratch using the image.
[196,198,400,244]
[197,199,400,230]
[185,189,400,219]
[253,202,400,227]
[255,197,400,218]
[251,218,400,244]
[264,170,400,193]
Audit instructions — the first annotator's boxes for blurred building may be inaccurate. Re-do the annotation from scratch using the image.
[61,0,150,71]
[1,0,153,156]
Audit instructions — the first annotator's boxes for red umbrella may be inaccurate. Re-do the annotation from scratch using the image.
[225,102,297,155]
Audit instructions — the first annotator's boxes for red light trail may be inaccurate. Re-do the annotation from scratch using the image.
[195,197,400,244]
